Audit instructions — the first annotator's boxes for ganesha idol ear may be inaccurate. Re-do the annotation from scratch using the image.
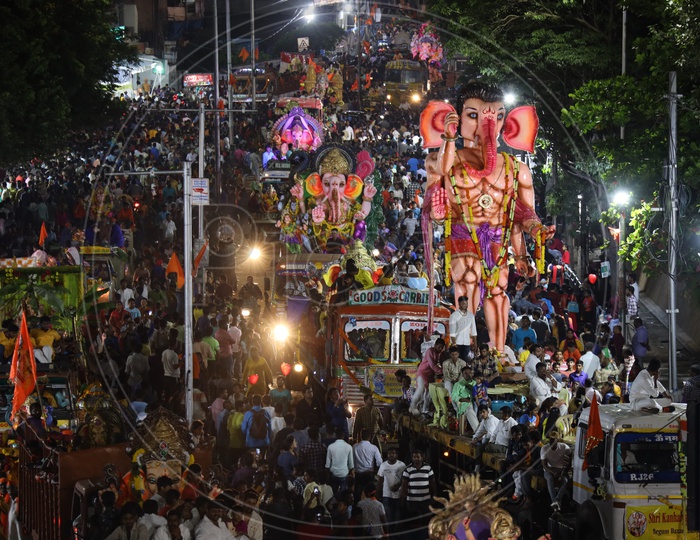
[345,174,364,200]
[420,100,457,149]
[304,173,323,198]
[502,106,539,153]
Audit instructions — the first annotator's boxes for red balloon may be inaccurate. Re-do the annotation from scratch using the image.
[248,374,259,385]
[280,362,292,376]
[588,274,597,284]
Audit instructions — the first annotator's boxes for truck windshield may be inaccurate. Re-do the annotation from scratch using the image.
[344,320,390,362]
[400,321,446,363]
[402,70,423,84]
[614,432,680,484]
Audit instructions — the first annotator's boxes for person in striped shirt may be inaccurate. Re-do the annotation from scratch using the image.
[400,449,436,538]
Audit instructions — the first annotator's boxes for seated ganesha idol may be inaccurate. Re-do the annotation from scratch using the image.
[120,407,195,505]
[290,146,377,251]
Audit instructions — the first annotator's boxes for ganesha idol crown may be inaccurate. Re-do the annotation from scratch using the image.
[318,148,351,176]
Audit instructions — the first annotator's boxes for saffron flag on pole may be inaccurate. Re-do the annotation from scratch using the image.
[166,252,185,289]
[192,241,209,277]
[582,394,604,470]
[239,48,250,62]
[10,312,37,424]
[38,222,48,247]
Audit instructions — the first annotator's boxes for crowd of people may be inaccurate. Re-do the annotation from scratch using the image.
[0,19,687,538]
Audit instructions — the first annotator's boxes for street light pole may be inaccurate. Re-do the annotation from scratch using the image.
[183,160,194,425]
[226,0,234,142]
[619,211,627,341]
[251,0,256,111]
[213,0,222,195]
[668,71,679,392]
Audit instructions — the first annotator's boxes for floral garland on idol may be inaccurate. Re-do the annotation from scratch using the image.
[448,153,519,298]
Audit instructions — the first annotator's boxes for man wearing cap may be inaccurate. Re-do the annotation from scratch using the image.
[541,428,572,512]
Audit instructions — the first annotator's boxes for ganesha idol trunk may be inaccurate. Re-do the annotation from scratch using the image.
[330,186,341,224]
[465,117,498,178]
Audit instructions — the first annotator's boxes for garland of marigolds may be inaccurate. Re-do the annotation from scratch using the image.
[447,153,519,297]
[535,228,546,275]
[444,203,451,286]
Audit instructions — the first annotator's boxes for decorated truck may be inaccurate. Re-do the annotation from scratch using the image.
[564,403,691,540]
[327,285,451,407]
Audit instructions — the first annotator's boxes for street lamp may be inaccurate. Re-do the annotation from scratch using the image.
[613,190,632,339]
[503,92,517,106]
[249,246,262,260]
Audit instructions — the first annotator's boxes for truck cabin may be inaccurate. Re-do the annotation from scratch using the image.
[573,403,684,540]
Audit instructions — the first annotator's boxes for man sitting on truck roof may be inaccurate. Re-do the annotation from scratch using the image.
[629,358,673,413]
[0,322,18,363]
[30,316,63,364]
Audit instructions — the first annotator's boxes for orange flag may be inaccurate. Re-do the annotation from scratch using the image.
[166,253,185,289]
[239,48,250,62]
[10,312,37,424]
[192,241,209,277]
[254,48,259,61]
[38,222,48,247]
[364,73,371,89]
[350,78,359,92]
[582,395,604,470]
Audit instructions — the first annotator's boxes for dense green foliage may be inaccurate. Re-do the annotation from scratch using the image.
[429,0,700,278]
[0,0,136,164]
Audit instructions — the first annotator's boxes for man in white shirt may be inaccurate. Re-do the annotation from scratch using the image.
[194,500,235,539]
[629,358,672,412]
[530,362,562,405]
[325,426,354,494]
[227,318,242,379]
[449,296,478,361]
[342,124,355,141]
[541,429,572,512]
[472,405,499,472]
[524,343,544,381]
[377,448,405,535]
[580,342,600,377]
[153,510,192,540]
[488,407,518,452]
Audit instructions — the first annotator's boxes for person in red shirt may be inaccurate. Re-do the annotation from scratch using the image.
[581,290,597,328]
[108,301,127,331]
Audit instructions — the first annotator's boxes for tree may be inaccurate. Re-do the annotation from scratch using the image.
[428,0,700,277]
[0,0,136,165]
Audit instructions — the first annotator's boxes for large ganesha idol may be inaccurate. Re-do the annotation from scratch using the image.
[271,106,323,153]
[289,145,377,252]
[420,81,553,357]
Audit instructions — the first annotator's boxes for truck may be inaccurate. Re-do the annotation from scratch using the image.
[566,403,690,540]
[384,59,429,105]
[327,285,451,407]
